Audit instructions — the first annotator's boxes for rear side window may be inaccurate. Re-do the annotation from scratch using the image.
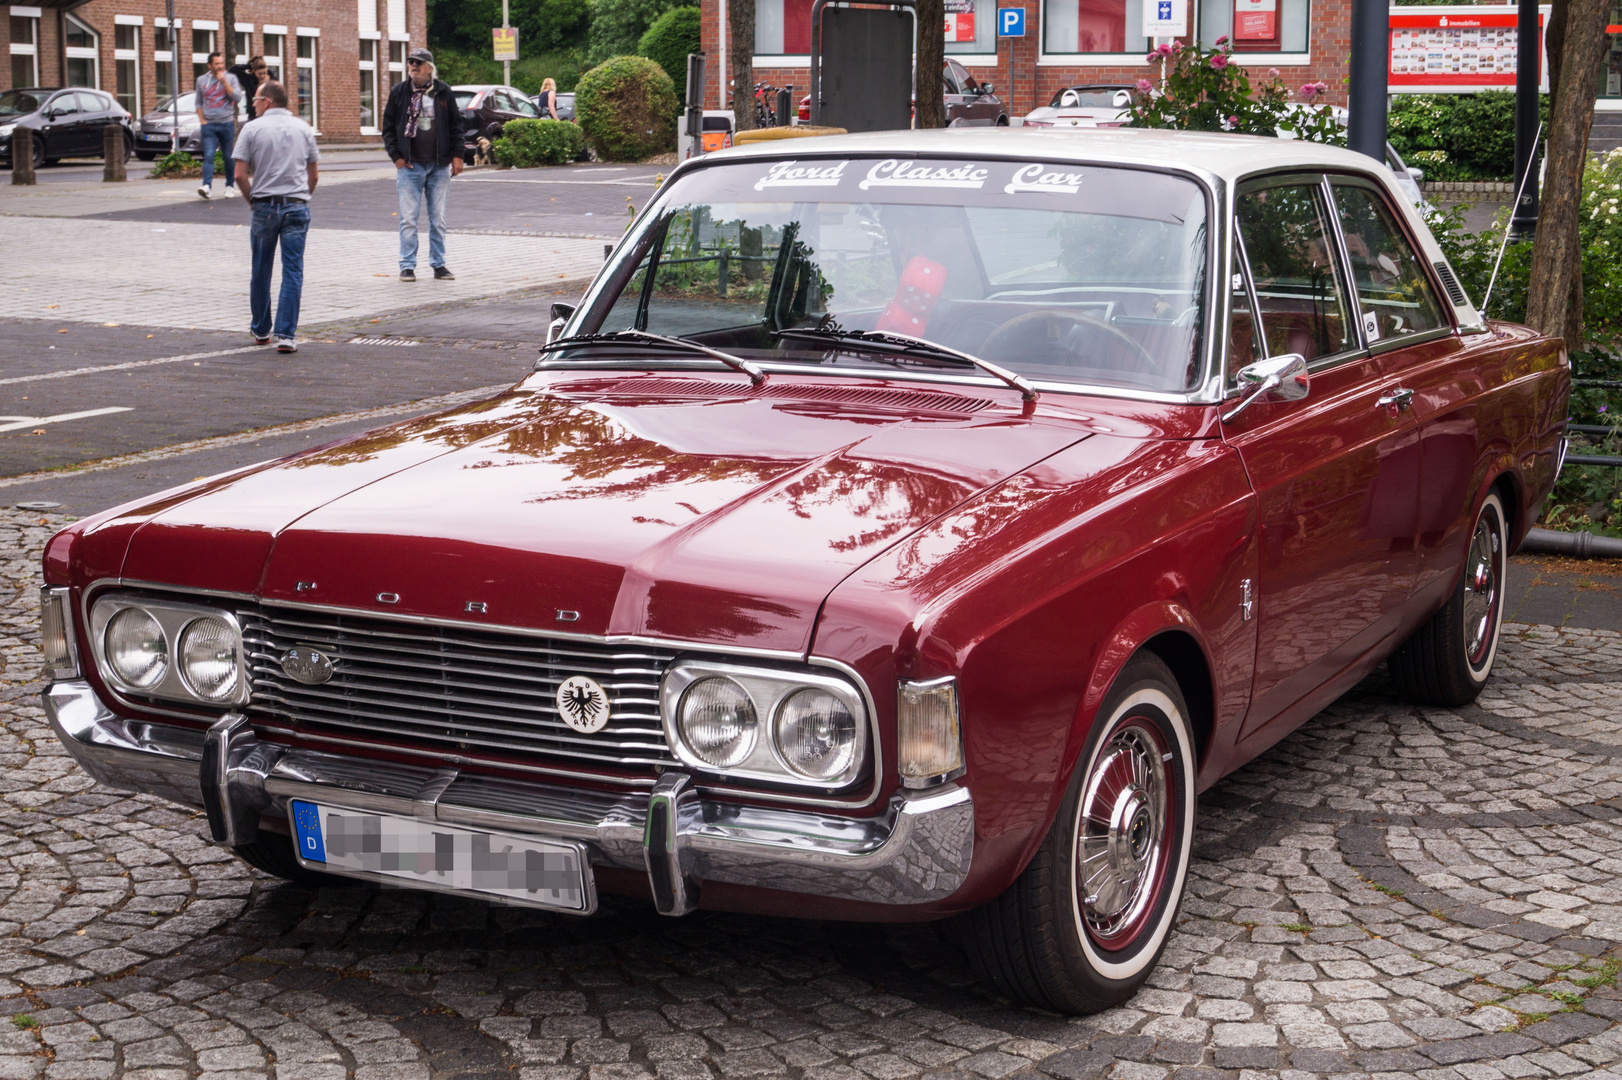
[1235,181,1352,364]
[1331,182,1449,343]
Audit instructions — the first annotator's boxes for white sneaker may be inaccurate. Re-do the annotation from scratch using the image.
[197,184,210,199]
[276,338,298,354]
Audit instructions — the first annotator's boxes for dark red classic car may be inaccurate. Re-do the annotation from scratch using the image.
[40,130,1568,1014]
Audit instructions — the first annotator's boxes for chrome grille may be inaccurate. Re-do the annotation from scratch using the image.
[241,606,679,771]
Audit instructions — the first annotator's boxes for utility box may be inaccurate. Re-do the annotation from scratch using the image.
[810,1,915,133]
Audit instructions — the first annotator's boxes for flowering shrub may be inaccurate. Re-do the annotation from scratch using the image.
[1126,38,1342,144]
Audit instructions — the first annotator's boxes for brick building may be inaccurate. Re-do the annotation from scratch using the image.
[5,0,425,141]
[698,0,1354,120]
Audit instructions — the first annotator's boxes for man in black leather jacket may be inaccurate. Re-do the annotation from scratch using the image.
[380,48,465,281]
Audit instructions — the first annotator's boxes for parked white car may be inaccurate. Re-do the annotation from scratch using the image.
[1021,84,1133,129]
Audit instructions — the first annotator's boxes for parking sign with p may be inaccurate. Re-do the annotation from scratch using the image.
[997,7,1025,36]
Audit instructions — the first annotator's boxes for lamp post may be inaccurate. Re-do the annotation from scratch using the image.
[1346,0,1388,162]
[1509,0,1540,239]
[503,0,511,88]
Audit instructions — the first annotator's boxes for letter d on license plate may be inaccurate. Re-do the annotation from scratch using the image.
[287,800,594,913]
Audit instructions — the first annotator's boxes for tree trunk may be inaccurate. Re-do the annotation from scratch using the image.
[914,0,946,128]
[223,0,236,58]
[729,0,756,131]
[1545,0,1569,120]
[1525,0,1607,344]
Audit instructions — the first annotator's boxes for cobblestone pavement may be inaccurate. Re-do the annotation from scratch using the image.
[3,507,1621,1080]
[0,218,608,331]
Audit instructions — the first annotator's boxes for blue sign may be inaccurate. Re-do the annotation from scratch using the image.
[291,800,327,862]
[997,7,1025,36]
[1157,0,1171,18]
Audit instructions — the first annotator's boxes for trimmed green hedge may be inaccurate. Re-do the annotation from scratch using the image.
[1387,92,1545,182]
[576,55,677,161]
[637,7,700,104]
[491,118,587,166]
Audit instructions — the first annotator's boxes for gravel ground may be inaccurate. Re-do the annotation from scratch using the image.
[2,508,1620,1080]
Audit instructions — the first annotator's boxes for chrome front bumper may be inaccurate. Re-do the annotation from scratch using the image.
[44,681,974,914]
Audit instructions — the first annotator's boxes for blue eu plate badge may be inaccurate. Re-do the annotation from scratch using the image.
[291,801,326,862]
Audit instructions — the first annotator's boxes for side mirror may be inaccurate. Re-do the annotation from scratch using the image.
[1222,353,1309,424]
[1407,166,1424,183]
[547,302,576,344]
[981,83,995,96]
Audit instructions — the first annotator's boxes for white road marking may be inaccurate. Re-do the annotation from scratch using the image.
[0,345,267,386]
[0,406,132,433]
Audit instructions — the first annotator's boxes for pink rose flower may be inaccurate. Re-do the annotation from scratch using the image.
[1299,83,1319,99]
[1228,115,1239,126]
[1157,42,1175,57]
[1146,51,1160,63]
[1215,34,1229,45]
[1210,53,1229,69]
[1136,78,1154,92]
[1268,67,1280,78]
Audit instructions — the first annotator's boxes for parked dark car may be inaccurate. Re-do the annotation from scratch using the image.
[530,91,575,122]
[0,87,132,167]
[454,84,542,162]
[134,92,201,159]
[796,60,1006,126]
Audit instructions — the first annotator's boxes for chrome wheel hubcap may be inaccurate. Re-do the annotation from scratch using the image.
[1463,512,1501,666]
[1077,722,1169,947]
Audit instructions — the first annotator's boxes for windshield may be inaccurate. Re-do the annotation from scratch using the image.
[455,91,478,109]
[563,157,1209,395]
[0,91,41,116]
[1051,88,1126,108]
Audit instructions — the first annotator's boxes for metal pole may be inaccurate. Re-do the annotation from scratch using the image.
[167,0,179,158]
[1509,0,1540,239]
[502,0,511,88]
[1347,0,1388,161]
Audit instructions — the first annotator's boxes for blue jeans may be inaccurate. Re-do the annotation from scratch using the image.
[249,200,310,340]
[199,122,235,187]
[397,162,450,270]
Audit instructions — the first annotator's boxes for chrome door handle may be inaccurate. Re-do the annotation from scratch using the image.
[1377,388,1415,415]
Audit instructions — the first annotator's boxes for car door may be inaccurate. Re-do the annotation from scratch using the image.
[77,92,112,156]
[940,62,969,125]
[39,92,79,158]
[1328,177,1479,609]
[1221,175,1422,743]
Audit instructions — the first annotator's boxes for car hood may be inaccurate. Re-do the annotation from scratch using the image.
[119,376,1099,654]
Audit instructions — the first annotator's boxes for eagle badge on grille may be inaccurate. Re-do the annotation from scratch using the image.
[556,675,610,733]
[279,646,335,686]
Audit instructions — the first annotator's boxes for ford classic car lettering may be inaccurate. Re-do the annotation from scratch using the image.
[753,159,850,191]
[40,130,1567,1015]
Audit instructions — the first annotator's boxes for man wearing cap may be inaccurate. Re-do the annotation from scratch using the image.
[381,48,465,281]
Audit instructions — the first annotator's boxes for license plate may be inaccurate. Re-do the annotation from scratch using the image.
[288,799,594,912]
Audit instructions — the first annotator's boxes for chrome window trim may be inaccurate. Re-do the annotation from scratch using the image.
[1325,171,1462,337]
[558,151,1226,404]
[88,591,250,708]
[1367,325,1455,358]
[1319,173,1368,354]
[660,659,874,792]
[80,579,887,810]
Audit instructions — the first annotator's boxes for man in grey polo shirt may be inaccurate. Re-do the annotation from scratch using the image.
[233,81,320,354]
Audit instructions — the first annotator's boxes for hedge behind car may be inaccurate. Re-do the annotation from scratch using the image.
[577,55,677,162]
[491,118,587,167]
[638,7,701,104]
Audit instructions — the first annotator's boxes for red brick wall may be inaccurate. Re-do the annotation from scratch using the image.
[698,0,1352,119]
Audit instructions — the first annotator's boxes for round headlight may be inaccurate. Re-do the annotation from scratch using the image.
[679,677,757,768]
[774,688,858,781]
[179,617,240,701]
[105,607,167,689]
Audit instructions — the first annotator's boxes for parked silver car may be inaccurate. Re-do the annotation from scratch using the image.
[134,92,200,159]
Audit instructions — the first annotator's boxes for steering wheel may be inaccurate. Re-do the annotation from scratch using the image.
[979,309,1157,375]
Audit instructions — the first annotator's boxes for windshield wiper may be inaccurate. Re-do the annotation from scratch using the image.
[540,330,765,385]
[773,328,1037,402]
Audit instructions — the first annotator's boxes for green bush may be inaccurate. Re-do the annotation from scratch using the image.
[430,45,588,94]
[1388,92,1542,182]
[148,150,226,178]
[428,0,590,55]
[637,7,699,103]
[491,117,586,165]
[576,55,677,160]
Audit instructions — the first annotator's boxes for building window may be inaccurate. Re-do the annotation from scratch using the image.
[944,0,997,55]
[754,0,810,56]
[388,40,406,89]
[10,12,39,88]
[115,24,140,113]
[1042,0,1150,56]
[263,34,283,84]
[359,38,378,130]
[1602,7,1621,97]
[65,14,100,88]
[296,35,317,125]
[1199,0,1308,53]
[192,27,216,80]
[232,29,250,63]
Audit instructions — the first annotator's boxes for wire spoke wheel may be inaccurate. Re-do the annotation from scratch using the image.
[1462,511,1501,668]
[1076,721,1169,949]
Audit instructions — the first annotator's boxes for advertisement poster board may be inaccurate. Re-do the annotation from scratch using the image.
[493,26,519,62]
[1142,0,1188,39]
[1234,0,1276,43]
[945,0,976,43]
[1388,5,1549,94]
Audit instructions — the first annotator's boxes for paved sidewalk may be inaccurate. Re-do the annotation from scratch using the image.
[0,217,607,331]
[1,510,1619,1080]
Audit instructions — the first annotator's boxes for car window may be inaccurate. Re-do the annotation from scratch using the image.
[76,92,107,114]
[512,95,540,118]
[48,93,80,115]
[1235,182,1352,364]
[454,91,478,110]
[950,61,975,92]
[1330,182,1449,343]
[0,90,41,115]
[941,64,963,95]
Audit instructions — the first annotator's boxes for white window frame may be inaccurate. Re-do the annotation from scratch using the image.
[191,25,216,81]
[113,20,140,114]
[359,34,379,134]
[296,33,318,130]
[64,12,101,88]
[387,37,408,89]
[262,30,284,84]
[9,10,39,88]
[233,22,253,64]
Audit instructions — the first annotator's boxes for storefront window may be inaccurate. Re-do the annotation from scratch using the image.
[944,0,996,54]
[10,14,39,89]
[1603,11,1621,98]
[755,0,811,56]
[1043,0,1149,57]
[297,35,317,125]
[65,14,100,88]
[115,24,140,114]
[1199,0,1309,53]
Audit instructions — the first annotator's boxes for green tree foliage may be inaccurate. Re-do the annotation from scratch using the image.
[427,0,590,56]
[492,117,587,165]
[576,54,677,160]
[1387,92,1539,182]
[637,7,700,103]
[589,0,681,61]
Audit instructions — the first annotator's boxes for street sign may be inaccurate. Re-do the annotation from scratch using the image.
[492,26,519,62]
[1141,0,1187,38]
[997,8,1025,37]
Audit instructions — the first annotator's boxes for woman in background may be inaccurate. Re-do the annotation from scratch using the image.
[536,78,559,120]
